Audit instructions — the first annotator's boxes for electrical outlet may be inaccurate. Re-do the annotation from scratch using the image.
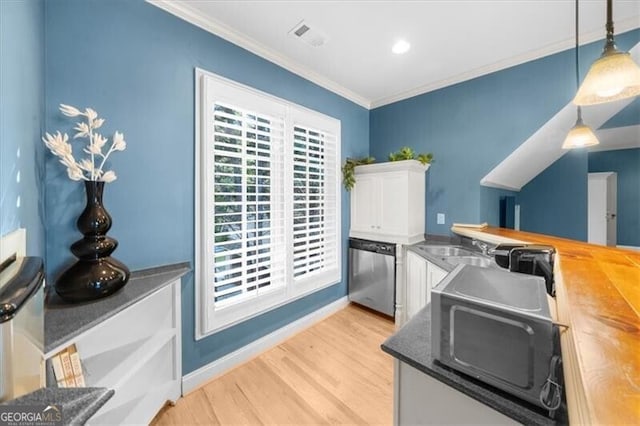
[437,213,445,225]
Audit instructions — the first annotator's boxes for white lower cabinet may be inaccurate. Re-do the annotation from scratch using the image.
[405,251,428,320]
[394,360,518,425]
[428,264,447,302]
[404,251,447,322]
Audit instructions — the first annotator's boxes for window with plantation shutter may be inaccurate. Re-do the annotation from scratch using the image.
[196,70,341,336]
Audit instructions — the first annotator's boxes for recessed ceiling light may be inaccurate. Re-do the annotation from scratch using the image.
[392,40,410,55]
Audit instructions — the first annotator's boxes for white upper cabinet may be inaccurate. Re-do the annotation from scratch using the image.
[350,160,428,244]
[351,174,379,234]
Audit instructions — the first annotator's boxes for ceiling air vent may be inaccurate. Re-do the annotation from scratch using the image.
[288,20,328,47]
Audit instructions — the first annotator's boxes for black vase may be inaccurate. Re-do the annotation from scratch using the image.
[55,181,130,303]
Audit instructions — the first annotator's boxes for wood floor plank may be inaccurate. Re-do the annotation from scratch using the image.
[278,335,391,424]
[261,348,369,425]
[152,304,395,425]
[201,372,264,425]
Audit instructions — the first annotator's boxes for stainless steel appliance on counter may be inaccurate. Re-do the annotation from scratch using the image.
[348,238,395,316]
[0,256,45,402]
[431,264,562,412]
[491,244,556,296]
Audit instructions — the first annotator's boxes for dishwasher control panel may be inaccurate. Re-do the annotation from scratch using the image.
[349,238,396,256]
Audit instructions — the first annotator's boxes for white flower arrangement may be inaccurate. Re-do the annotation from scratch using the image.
[42,104,126,182]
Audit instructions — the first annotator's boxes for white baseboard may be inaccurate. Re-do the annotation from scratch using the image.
[617,245,640,252]
[181,296,349,395]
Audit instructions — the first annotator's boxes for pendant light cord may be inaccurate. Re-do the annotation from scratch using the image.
[606,0,614,45]
[575,0,579,90]
[603,0,617,55]
[575,0,583,121]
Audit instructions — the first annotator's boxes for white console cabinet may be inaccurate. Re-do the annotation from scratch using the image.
[86,280,181,425]
[44,277,182,425]
[350,160,428,244]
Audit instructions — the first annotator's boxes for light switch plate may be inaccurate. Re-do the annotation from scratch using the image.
[437,213,445,225]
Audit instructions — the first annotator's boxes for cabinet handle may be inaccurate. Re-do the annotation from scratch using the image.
[371,225,375,229]
[377,226,381,229]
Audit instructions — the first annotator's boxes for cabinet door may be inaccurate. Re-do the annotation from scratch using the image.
[379,172,408,236]
[350,174,379,233]
[426,263,448,305]
[396,361,518,425]
[405,251,428,320]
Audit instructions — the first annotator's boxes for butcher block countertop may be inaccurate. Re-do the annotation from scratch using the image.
[452,226,640,425]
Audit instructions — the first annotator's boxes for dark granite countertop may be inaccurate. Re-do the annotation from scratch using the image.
[382,304,566,426]
[45,262,190,354]
[1,387,114,425]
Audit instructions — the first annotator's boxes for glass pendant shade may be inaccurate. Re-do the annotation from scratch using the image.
[565,0,599,149]
[573,0,640,106]
[573,49,640,105]
[562,117,600,149]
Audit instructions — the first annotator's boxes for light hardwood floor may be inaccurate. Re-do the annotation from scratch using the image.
[152,304,395,425]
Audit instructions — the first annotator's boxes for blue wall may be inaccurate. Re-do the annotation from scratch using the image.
[517,150,589,241]
[601,98,640,129]
[589,148,640,247]
[370,29,639,236]
[479,187,518,227]
[44,0,369,374]
[0,0,46,256]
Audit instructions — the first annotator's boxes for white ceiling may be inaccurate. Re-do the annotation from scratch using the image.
[152,0,640,108]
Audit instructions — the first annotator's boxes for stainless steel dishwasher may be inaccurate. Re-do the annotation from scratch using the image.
[348,238,395,316]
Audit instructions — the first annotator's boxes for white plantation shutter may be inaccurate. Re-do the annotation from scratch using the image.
[291,124,339,286]
[211,102,286,308]
[197,70,341,336]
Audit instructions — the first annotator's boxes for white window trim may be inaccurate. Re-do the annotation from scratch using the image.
[195,68,342,339]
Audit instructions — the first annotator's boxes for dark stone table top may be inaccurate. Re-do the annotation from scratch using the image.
[45,262,190,354]
[1,387,114,425]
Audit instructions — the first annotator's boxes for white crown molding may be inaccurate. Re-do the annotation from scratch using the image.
[147,0,371,109]
[370,17,640,109]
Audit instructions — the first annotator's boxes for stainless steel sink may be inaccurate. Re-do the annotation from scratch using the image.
[444,256,497,268]
[414,245,474,256]
[413,244,500,269]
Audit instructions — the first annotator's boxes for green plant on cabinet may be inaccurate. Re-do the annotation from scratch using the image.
[342,147,433,191]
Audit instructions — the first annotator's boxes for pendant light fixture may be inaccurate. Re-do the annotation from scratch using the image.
[564,0,599,149]
[573,0,640,105]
